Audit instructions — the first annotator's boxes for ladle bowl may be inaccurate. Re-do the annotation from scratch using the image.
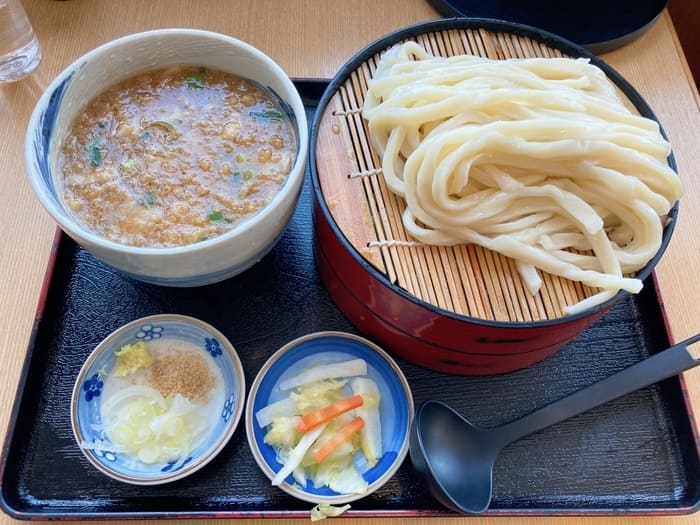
[409,334,700,515]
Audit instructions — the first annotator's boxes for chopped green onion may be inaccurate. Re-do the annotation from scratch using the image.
[249,110,283,122]
[120,157,136,172]
[185,71,205,89]
[139,131,151,141]
[86,137,102,167]
[243,169,254,180]
[97,121,106,129]
[208,210,232,223]
[235,152,245,163]
[89,148,102,166]
[150,120,179,136]
[145,191,155,206]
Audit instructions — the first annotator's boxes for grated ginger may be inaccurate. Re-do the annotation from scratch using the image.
[113,342,153,376]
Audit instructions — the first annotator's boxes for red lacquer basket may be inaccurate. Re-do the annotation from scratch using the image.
[309,19,679,375]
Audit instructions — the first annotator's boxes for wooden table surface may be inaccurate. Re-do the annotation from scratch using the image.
[1,1,699,524]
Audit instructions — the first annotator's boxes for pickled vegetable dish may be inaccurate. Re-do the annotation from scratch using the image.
[59,66,297,247]
[255,358,383,495]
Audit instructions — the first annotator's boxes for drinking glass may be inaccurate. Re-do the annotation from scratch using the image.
[0,0,41,83]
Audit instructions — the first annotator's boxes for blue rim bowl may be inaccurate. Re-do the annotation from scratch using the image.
[245,331,414,505]
[25,29,309,287]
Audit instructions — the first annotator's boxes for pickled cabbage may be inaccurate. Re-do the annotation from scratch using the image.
[350,378,382,467]
[279,359,367,390]
[257,359,382,496]
[310,503,351,521]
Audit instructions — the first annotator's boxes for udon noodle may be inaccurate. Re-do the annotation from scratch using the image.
[362,42,682,314]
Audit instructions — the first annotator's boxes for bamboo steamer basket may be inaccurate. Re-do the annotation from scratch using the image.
[310,19,679,375]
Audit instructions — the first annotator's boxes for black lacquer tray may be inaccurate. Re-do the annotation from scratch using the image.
[1,82,699,519]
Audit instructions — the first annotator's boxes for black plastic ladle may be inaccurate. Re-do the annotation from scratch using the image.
[409,334,700,515]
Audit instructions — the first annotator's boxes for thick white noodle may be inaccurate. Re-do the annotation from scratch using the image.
[362,42,682,315]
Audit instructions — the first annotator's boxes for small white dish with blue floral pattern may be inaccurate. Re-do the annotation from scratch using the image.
[71,314,245,485]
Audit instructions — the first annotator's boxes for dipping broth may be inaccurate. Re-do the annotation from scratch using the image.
[59,66,297,247]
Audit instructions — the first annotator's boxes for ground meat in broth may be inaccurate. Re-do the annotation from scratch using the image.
[59,66,296,247]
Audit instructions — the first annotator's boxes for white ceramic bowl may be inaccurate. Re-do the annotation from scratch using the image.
[245,331,414,505]
[71,314,246,485]
[25,29,308,286]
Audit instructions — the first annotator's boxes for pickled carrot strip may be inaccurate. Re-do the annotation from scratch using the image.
[313,417,365,464]
[296,394,364,433]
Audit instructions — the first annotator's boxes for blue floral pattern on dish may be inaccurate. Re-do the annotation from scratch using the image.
[90,439,118,462]
[82,373,103,402]
[160,456,193,473]
[135,324,164,341]
[205,337,223,358]
[221,393,236,422]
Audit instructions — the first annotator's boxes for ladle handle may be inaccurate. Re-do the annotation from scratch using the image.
[496,334,700,447]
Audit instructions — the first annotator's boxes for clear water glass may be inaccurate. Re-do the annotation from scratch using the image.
[0,0,41,83]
